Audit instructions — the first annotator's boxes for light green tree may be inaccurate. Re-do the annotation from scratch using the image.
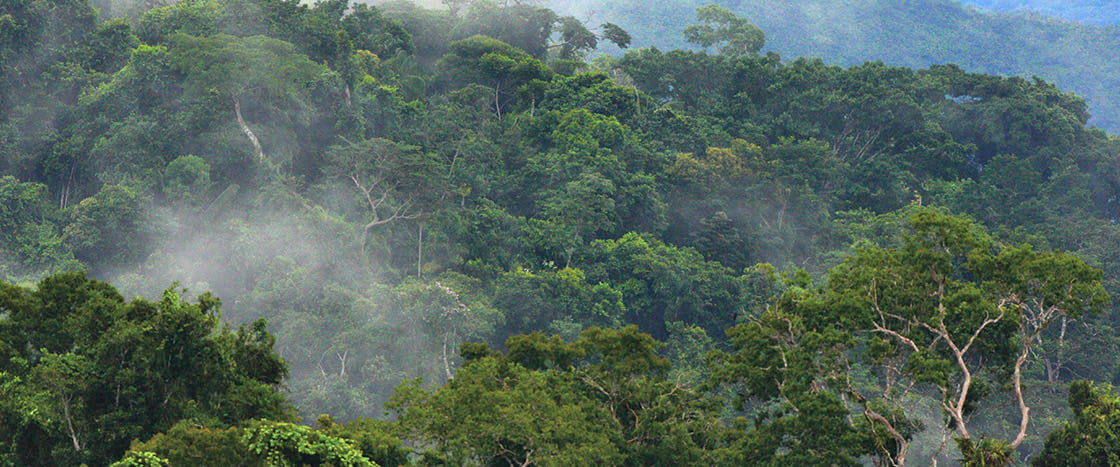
[684,5,765,56]
[242,420,376,467]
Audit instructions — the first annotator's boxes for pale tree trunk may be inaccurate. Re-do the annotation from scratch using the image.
[442,338,453,380]
[493,83,503,119]
[871,277,1006,449]
[932,427,952,467]
[1005,298,1066,449]
[864,405,910,466]
[846,365,910,466]
[931,280,1005,442]
[348,173,420,255]
[945,340,973,440]
[59,164,76,209]
[1010,350,1030,449]
[1045,317,1069,384]
[233,95,264,163]
[61,396,82,452]
[1008,300,1060,449]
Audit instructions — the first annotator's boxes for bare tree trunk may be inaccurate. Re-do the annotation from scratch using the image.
[864,407,909,466]
[361,223,373,256]
[1008,300,1063,449]
[932,426,952,467]
[337,350,348,377]
[59,164,76,209]
[494,84,502,119]
[442,339,453,380]
[233,95,264,163]
[947,352,973,440]
[317,349,330,378]
[1010,351,1030,448]
[61,397,82,452]
[1047,316,1069,384]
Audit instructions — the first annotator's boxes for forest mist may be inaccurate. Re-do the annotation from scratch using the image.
[5,0,1120,464]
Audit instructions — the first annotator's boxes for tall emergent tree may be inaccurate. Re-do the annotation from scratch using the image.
[323,137,447,253]
[684,5,765,56]
[710,210,1107,465]
[832,211,1105,460]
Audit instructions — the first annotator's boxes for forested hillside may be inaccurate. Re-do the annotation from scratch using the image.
[4,0,1120,464]
[961,0,1120,25]
[549,0,1120,132]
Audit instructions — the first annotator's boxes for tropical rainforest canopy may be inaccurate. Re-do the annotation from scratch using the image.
[550,0,1120,133]
[3,0,1120,465]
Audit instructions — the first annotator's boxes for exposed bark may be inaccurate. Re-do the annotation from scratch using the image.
[932,427,952,466]
[349,173,421,251]
[1045,316,1069,384]
[942,335,973,440]
[442,339,453,380]
[1010,350,1030,449]
[493,83,503,119]
[59,164,76,209]
[61,396,82,452]
[864,407,909,466]
[847,368,910,466]
[869,274,1007,443]
[317,348,330,378]
[873,286,1069,451]
[233,95,264,163]
[1007,296,1064,449]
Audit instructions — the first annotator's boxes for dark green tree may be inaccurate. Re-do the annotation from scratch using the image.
[0,272,292,465]
[437,35,551,117]
[1034,381,1120,466]
[390,326,720,465]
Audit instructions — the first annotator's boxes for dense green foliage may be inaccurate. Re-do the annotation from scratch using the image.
[118,417,398,466]
[390,326,721,465]
[3,0,1120,463]
[1034,381,1120,466]
[550,0,1120,132]
[0,273,291,465]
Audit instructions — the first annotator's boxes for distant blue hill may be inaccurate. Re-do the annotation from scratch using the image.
[959,0,1120,25]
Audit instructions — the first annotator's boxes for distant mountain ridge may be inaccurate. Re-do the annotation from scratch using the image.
[960,0,1120,25]
[549,0,1120,132]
